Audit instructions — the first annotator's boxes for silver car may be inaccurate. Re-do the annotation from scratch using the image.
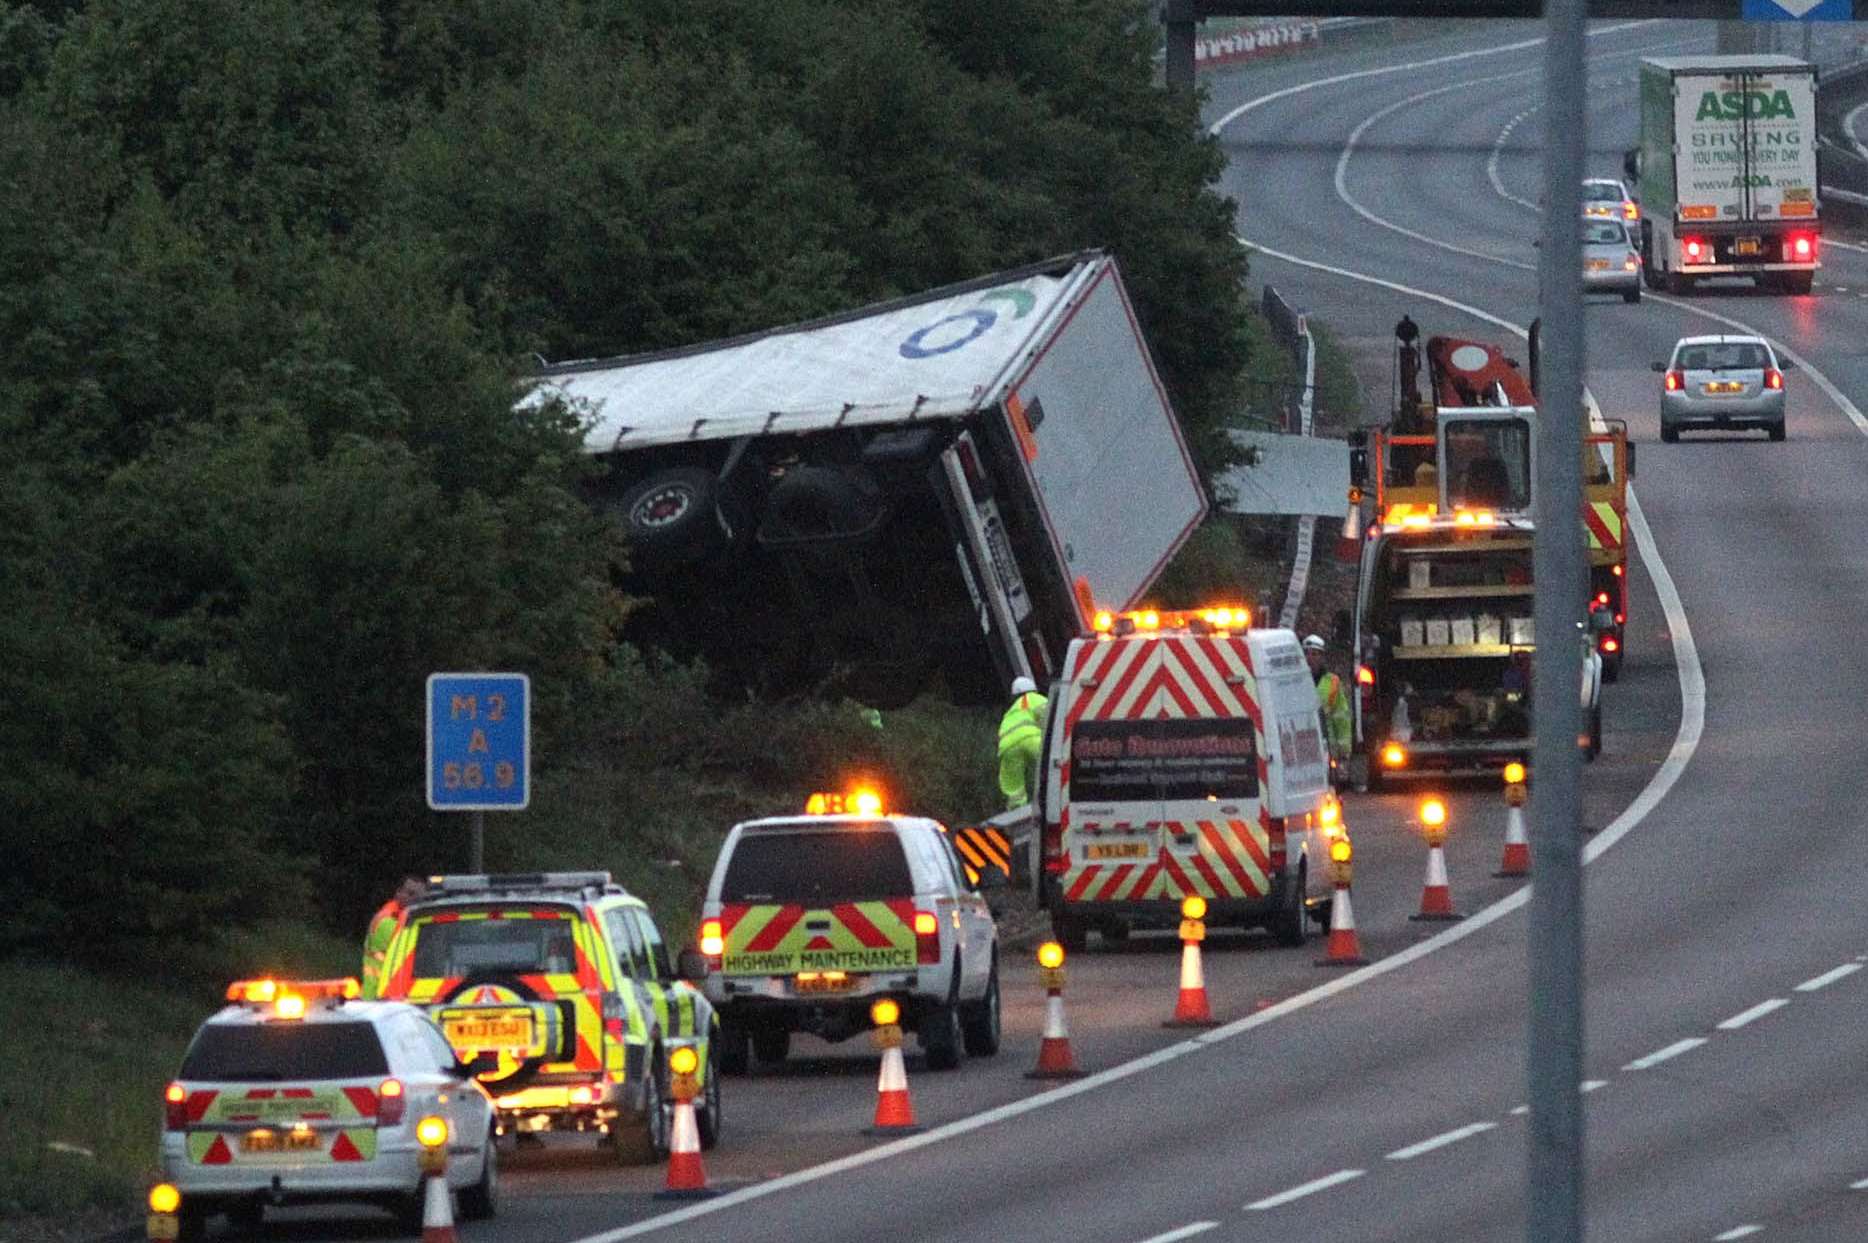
[1582,218,1641,303]
[1582,177,1638,223]
[1654,334,1790,443]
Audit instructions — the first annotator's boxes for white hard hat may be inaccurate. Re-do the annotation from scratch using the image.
[1010,675,1037,696]
[1302,634,1327,652]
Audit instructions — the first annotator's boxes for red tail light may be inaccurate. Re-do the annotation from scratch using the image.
[1600,637,1620,654]
[1612,564,1624,577]
[1042,820,1066,875]
[1266,818,1287,872]
[913,911,941,964]
[1792,235,1813,260]
[1683,239,1705,262]
[1594,592,1610,606]
[377,1078,406,1126]
[1764,369,1783,391]
[1664,370,1683,392]
[1615,613,1625,624]
[164,1082,188,1131]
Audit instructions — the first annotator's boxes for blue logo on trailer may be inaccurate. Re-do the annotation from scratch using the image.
[1741,0,1848,20]
[427,673,529,810]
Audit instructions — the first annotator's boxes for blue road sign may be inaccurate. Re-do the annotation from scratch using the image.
[427,673,530,811]
[1742,0,1849,19]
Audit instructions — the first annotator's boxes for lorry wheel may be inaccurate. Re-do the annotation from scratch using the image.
[1665,272,1693,296]
[1270,865,1308,948]
[1782,272,1813,296]
[612,467,729,566]
[921,982,965,1071]
[717,1020,751,1075]
[960,961,1002,1057]
[762,465,884,546]
[751,1026,791,1068]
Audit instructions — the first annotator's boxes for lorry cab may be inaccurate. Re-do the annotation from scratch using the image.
[1036,611,1333,950]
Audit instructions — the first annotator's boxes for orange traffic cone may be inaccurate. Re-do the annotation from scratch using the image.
[1027,988,1085,1079]
[1337,488,1365,560]
[420,1168,458,1243]
[1163,938,1217,1028]
[1495,803,1531,877]
[1411,842,1464,921]
[655,1090,715,1199]
[1315,884,1367,966]
[865,1041,923,1134]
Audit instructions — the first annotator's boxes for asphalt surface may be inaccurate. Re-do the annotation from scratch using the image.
[185,21,1868,1243]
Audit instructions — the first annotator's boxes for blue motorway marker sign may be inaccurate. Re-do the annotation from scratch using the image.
[426,673,530,810]
[1741,0,1849,19]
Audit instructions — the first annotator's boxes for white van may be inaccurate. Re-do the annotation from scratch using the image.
[1036,615,1332,949]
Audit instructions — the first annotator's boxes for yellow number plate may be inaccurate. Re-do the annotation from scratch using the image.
[1703,381,1742,394]
[1733,239,1760,256]
[794,972,857,994]
[1584,259,1610,270]
[1085,842,1152,860]
[445,1015,534,1049]
[242,1129,320,1153]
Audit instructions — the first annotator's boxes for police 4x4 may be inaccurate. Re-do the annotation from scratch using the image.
[376,871,719,1162]
[156,978,497,1239]
[698,791,1001,1072]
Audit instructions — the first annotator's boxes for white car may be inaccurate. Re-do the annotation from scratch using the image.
[158,979,497,1239]
[698,792,1001,1072]
[1582,177,1638,222]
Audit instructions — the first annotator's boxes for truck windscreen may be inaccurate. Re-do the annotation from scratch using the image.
[1070,718,1258,802]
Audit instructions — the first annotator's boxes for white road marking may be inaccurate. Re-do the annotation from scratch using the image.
[1713,1227,1763,1240]
[1582,1078,1608,1092]
[1851,1176,1868,1190]
[1134,1223,1219,1243]
[1488,106,1541,211]
[1795,963,1861,992]
[1511,1104,1529,1115]
[1386,1121,1498,1161]
[1716,998,1787,1031]
[1623,1037,1708,1071]
[1245,1168,1366,1210]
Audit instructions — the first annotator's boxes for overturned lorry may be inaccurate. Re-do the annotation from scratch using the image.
[524,251,1209,705]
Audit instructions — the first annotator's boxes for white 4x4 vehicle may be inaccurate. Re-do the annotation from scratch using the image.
[698,794,1000,1072]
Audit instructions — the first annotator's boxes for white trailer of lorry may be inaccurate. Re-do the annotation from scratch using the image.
[1632,55,1820,295]
[522,251,1208,705]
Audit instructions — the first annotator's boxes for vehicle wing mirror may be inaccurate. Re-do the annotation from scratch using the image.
[1780,358,1795,371]
[676,947,711,983]
[1650,361,1666,373]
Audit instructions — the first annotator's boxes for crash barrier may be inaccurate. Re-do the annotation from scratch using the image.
[1261,285,1325,627]
[1194,20,1323,72]
[1818,61,1868,227]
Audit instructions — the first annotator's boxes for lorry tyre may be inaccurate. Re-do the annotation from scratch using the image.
[613,468,729,565]
[1051,912,1088,953]
[751,1026,791,1068]
[716,1019,751,1075]
[959,960,1002,1057]
[1781,272,1813,296]
[921,979,965,1071]
[1270,865,1308,948]
[762,465,883,546]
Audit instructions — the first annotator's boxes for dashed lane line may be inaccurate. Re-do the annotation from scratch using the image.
[1245,1169,1366,1211]
[1795,963,1861,992]
[1623,1037,1708,1072]
[1134,1223,1218,1243]
[1715,999,1787,1031]
[1384,1122,1497,1161]
[1713,1226,1764,1240]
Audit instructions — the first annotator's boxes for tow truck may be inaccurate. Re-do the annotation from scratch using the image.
[1346,322,1610,786]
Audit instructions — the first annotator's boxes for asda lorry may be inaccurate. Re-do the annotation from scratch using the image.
[1628,55,1820,295]
[523,251,1207,706]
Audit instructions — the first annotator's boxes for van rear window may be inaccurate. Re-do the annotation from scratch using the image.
[722,827,913,903]
[1070,718,1258,802]
[181,1022,388,1081]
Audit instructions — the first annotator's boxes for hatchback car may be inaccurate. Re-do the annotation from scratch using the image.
[1582,177,1638,222]
[1582,218,1641,303]
[158,979,497,1239]
[1654,335,1790,442]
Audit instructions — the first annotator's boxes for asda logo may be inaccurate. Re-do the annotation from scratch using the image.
[1695,89,1797,122]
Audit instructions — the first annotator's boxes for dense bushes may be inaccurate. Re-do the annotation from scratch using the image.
[0,0,1257,962]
